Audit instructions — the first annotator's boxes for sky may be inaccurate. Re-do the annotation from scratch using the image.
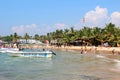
[0,0,120,36]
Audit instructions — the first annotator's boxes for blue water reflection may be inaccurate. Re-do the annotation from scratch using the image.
[0,49,120,80]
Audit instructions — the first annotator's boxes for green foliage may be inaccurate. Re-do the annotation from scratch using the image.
[13,32,19,42]
[1,36,12,42]
[1,23,120,47]
[34,34,39,40]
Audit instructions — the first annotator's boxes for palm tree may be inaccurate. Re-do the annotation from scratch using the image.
[1,35,12,42]
[39,35,45,42]
[53,29,63,46]
[69,27,76,41]
[70,27,74,33]
[82,27,92,39]
[92,27,101,38]
[103,23,118,46]
[12,32,19,43]
[63,28,70,45]
[36,22,120,47]
[24,33,30,43]
[34,34,39,40]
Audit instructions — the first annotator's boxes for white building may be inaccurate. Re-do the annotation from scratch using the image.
[18,39,42,44]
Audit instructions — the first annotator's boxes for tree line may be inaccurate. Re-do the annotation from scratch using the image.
[1,23,120,47]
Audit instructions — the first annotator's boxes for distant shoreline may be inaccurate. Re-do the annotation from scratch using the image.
[20,44,120,55]
[49,46,120,54]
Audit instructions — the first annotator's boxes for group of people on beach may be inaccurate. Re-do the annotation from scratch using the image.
[1,42,119,55]
[80,48,87,54]
[79,46,120,55]
[111,49,120,55]
[1,43,18,48]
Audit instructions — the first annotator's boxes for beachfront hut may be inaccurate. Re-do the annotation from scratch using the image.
[69,39,83,46]
[50,40,57,45]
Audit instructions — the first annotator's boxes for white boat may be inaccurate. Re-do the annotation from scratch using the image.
[6,50,55,58]
[0,47,19,53]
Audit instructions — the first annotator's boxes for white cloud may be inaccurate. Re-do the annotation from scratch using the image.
[54,23,68,30]
[26,24,36,29]
[38,23,68,34]
[11,23,61,36]
[79,6,120,28]
[12,25,24,34]
[12,24,37,35]
[111,12,120,27]
[55,23,66,28]
[11,6,120,36]
[38,24,52,34]
[84,6,108,27]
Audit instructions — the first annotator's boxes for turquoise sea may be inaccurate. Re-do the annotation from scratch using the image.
[0,49,120,80]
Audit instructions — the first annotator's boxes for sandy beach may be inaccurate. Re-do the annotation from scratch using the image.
[20,44,120,55]
[50,46,120,54]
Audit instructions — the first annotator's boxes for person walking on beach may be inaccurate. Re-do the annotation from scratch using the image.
[94,47,97,54]
[81,49,83,54]
[112,49,115,55]
[84,47,87,53]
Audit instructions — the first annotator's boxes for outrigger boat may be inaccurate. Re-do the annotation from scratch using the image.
[6,50,56,58]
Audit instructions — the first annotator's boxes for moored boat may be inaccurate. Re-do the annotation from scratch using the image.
[6,50,54,58]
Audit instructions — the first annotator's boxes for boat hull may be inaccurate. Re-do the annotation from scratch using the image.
[7,51,53,58]
[0,48,19,53]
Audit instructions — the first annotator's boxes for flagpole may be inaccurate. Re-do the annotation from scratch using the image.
[82,17,85,28]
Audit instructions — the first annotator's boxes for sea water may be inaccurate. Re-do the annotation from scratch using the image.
[0,49,120,80]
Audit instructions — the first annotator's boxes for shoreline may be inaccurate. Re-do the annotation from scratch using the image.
[50,46,120,54]
[20,44,120,55]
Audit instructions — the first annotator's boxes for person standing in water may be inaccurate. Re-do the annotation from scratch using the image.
[80,48,83,54]
[112,49,115,55]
